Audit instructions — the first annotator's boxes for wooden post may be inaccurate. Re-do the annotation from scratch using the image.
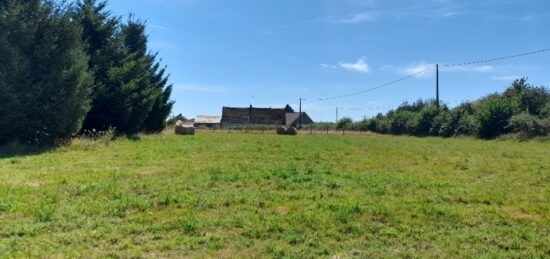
[436,64,440,108]
[299,98,302,129]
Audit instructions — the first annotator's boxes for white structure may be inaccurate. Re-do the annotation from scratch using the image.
[194,115,222,127]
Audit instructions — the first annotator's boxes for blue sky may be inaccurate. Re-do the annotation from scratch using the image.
[107,0,550,122]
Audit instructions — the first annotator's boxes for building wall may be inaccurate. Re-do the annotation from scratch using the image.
[222,107,287,125]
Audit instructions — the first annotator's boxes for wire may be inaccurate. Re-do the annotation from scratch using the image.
[299,48,550,105]
[442,48,550,67]
[316,67,432,101]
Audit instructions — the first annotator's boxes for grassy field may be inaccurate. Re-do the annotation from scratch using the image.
[0,132,549,258]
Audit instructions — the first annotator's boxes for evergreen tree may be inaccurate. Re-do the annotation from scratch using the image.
[0,0,92,145]
[75,0,126,132]
[142,60,174,133]
[75,1,173,134]
[119,18,174,134]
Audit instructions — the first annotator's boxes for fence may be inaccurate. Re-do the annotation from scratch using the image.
[194,124,372,135]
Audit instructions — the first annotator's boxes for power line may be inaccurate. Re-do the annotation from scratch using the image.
[442,48,550,67]
[316,67,432,102]
[313,47,550,103]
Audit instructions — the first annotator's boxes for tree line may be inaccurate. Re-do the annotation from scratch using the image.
[338,78,550,139]
[0,0,173,145]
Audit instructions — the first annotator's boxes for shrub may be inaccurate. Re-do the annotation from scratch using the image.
[431,111,449,136]
[365,119,377,132]
[475,96,520,139]
[351,118,369,131]
[541,103,550,118]
[415,105,442,136]
[336,117,353,129]
[456,115,478,136]
[388,111,418,135]
[369,113,389,133]
[508,113,550,138]
[503,78,550,116]
[439,103,476,137]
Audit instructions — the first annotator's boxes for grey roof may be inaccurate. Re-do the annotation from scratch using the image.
[285,112,313,126]
[194,115,222,124]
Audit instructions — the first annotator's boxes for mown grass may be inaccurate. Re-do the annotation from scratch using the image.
[0,132,549,258]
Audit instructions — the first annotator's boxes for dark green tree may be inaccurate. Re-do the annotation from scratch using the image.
[336,117,353,129]
[503,78,549,116]
[141,61,174,133]
[475,95,519,139]
[75,1,173,134]
[0,0,92,145]
[75,0,126,132]
[121,18,173,134]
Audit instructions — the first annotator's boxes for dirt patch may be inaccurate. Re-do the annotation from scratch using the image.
[271,206,289,215]
[502,207,540,222]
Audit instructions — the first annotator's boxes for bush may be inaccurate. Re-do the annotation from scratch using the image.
[388,111,418,135]
[541,103,550,118]
[508,113,550,138]
[503,78,550,116]
[439,103,476,137]
[475,96,520,139]
[415,105,442,136]
[351,118,369,131]
[368,113,389,133]
[336,117,353,129]
[365,119,377,132]
[431,111,449,136]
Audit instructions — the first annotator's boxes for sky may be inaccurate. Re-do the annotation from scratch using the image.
[106,0,550,122]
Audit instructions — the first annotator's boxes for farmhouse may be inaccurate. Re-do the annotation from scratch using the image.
[194,115,222,128]
[286,112,314,127]
[221,104,313,127]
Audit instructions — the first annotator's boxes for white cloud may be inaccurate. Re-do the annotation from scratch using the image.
[395,63,496,78]
[321,64,338,69]
[338,58,371,73]
[399,62,435,78]
[322,58,371,74]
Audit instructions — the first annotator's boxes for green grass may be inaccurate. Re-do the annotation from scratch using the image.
[0,132,549,258]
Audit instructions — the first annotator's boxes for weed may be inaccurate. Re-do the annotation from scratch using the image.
[181,218,199,234]
[35,204,56,222]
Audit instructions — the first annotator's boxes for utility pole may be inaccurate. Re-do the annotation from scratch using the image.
[336,107,338,123]
[299,98,302,129]
[436,64,440,108]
